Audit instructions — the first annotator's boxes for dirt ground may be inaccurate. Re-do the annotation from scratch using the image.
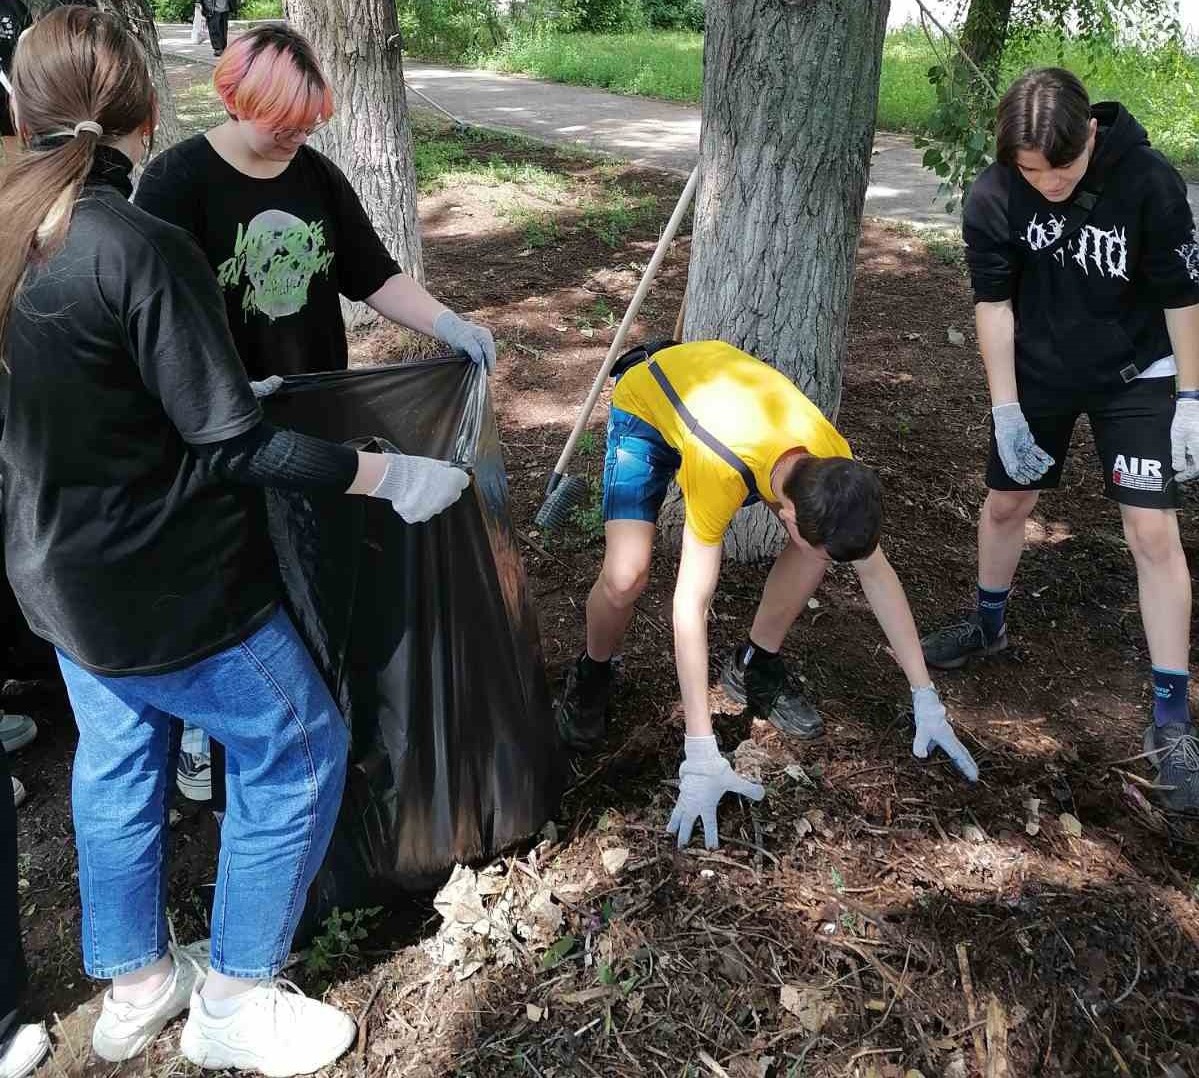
[9,60,1199,1077]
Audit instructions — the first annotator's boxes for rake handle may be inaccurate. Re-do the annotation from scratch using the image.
[547,164,700,483]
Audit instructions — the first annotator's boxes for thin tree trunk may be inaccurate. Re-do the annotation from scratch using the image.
[678,0,889,563]
[287,0,423,330]
[30,0,180,146]
[959,0,1014,86]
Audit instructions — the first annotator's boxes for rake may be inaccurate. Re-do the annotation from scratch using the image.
[534,164,700,529]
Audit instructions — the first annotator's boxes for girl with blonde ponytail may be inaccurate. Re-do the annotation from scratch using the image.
[1,8,469,1073]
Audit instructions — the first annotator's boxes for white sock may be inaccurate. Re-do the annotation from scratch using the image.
[111,955,173,1005]
[201,972,261,1016]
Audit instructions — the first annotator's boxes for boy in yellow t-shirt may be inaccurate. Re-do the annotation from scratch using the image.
[558,340,978,850]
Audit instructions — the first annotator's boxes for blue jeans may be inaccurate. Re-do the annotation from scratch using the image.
[58,608,349,979]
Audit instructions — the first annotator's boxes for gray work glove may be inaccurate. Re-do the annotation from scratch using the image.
[911,685,978,783]
[992,402,1054,485]
[250,376,284,399]
[1170,397,1199,484]
[367,452,470,524]
[433,310,496,374]
[666,735,765,851]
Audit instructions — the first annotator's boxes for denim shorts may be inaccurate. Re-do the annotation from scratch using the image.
[601,407,681,524]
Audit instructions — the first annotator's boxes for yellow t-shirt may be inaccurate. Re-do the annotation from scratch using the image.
[611,340,852,544]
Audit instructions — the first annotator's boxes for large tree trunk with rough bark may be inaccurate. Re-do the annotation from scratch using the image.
[30,0,180,146]
[678,0,889,563]
[287,0,423,329]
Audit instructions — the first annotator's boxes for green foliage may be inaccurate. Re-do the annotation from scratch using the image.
[566,476,604,542]
[540,933,577,969]
[487,29,702,101]
[153,0,194,20]
[302,906,381,977]
[398,0,505,61]
[576,0,646,33]
[640,0,703,31]
[239,0,282,17]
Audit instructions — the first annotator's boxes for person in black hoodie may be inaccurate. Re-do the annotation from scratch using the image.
[920,68,1199,811]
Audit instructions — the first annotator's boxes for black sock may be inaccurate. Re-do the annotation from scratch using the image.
[579,653,612,681]
[738,639,779,670]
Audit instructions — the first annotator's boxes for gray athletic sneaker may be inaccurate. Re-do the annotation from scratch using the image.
[920,612,1008,670]
[1143,721,1199,813]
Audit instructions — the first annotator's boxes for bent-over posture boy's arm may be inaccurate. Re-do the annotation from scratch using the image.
[673,526,724,738]
[855,548,979,782]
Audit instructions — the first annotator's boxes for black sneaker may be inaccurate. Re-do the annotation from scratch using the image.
[555,655,614,754]
[720,649,823,740]
[920,612,1008,670]
[1143,721,1199,813]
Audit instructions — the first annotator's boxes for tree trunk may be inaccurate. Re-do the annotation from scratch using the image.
[959,0,1015,87]
[287,0,424,330]
[30,0,181,146]
[679,0,889,563]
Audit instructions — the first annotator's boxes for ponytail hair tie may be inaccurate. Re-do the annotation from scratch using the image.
[73,120,103,138]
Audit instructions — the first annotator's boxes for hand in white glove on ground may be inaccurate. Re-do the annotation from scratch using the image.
[911,684,978,783]
[666,735,765,850]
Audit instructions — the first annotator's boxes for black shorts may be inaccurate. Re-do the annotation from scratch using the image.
[986,377,1180,509]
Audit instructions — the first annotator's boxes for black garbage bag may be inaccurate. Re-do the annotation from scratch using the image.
[261,357,562,918]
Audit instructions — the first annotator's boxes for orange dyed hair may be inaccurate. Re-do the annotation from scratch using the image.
[213,25,333,130]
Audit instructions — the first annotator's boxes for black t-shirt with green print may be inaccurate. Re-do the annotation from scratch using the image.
[135,135,401,381]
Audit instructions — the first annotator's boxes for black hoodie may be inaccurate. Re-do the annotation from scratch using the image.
[964,102,1199,395]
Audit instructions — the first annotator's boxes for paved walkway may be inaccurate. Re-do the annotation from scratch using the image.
[157,24,1199,228]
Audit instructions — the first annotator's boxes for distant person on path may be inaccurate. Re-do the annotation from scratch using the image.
[200,0,232,57]
[556,339,979,851]
[1,7,469,1070]
[919,68,1199,812]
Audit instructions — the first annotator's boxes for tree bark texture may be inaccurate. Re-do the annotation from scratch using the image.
[287,0,424,328]
[679,0,889,563]
[31,0,181,146]
[960,0,1015,86]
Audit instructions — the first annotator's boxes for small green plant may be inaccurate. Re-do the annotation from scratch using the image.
[576,430,598,457]
[514,211,562,249]
[569,477,605,541]
[896,413,912,438]
[580,192,656,247]
[590,297,618,329]
[302,906,381,977]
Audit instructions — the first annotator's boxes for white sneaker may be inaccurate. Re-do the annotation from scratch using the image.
[0,1023,50,1078]
[180,980,356,1077]
[0,715,36,755]
[10,777,24,809]
[92,947,201,1062]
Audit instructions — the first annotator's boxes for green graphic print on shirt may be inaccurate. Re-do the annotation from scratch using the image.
[218,209,335,321]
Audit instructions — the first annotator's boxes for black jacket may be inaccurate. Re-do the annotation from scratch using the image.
[964,102,1199,394]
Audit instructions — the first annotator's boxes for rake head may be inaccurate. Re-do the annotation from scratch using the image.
[534,474,590,530]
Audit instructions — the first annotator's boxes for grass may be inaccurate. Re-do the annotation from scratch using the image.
[484,28,703,101]
[459,24,1199,174]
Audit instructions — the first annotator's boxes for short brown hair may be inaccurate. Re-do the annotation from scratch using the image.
[995,67,1091,168]
[781,457,882,563]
